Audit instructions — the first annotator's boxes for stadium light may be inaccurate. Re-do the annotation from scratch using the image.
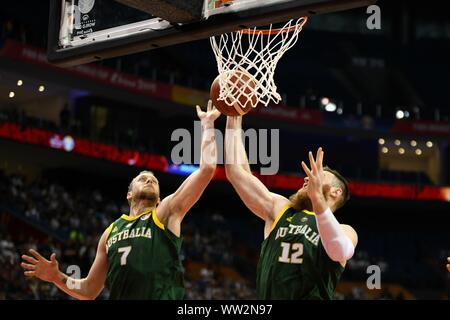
[9,91,15,98]
[381,147,389,154]
[17,80,23,86]
[426,141,433,148]
[321,97,330,105]
[410,140,417,147]
[396,110,405,119]
[415,149,422,155]
[38,85,45,92]
[394,139,401,146]
[378,138,385,145]
[325,102,337,112]
[398,148,405,155]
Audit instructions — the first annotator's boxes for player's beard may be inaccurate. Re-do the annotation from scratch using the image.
[134,188,159,207]
[289,185,330,212]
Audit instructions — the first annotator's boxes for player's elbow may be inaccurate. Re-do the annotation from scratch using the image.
[80,279,102,300]
[83,286,103,300]
[325,238,355,262]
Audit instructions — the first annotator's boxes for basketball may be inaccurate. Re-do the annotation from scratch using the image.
[210,71,258,116]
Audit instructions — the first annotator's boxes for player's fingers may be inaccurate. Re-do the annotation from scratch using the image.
[447,264,450,272]
[196,105,202,117]
[317,147,324,171]
[301,161,312,178]
[21,263,36,270]
[50,253,57,263]
[207,100,212,112]
[308,151,318,174]
[22,255,38,264]
[29,249,45,261]
[24,271,36,277]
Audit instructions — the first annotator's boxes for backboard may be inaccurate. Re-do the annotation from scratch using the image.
[48,0,376,67]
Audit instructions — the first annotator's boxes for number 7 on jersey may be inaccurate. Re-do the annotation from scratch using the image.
[118,246,132,266]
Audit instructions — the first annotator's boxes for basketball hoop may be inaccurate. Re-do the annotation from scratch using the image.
[210,17,308,110]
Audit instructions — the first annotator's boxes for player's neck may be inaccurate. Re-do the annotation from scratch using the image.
[130,201,156,217]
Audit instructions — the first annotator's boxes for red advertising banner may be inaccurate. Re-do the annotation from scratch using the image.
[0,122,168,172]
[393,119,450,137]
[348,181,450,202]
[0,40,172,101]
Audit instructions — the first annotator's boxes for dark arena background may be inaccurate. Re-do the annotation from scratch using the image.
[0,0,449,301]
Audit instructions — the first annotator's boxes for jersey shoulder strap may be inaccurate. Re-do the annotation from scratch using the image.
[269,204,293,234]
[104,221,116,243]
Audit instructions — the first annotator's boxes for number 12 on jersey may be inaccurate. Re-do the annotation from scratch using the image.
[278,242,303,264]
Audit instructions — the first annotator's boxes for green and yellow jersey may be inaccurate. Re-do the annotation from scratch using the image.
[256,205,344,300]
[104,209,184,299]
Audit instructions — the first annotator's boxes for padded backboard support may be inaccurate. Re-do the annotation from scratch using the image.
[47,0,377,67]
[114,0,204,23]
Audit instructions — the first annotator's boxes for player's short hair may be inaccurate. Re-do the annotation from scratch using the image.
[128,170,156,192]
[323,166,350,210]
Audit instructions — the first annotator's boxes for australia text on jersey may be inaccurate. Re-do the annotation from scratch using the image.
[106,227,152,251]
[275,223,320,246]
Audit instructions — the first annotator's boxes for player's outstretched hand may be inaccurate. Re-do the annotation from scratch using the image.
[196,100,221,126]
[21,249,60,283]
[301,147,325,203]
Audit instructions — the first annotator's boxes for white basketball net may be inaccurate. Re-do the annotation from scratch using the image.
[210,17,307,110]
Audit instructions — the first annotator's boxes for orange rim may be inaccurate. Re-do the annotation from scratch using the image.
[239,17,308,35]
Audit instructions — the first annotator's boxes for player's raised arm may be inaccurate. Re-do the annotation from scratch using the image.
[21,227,109,300]
[157,100,220,235]
[224,116,289,222]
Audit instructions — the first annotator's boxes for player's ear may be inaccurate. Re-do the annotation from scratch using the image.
[127,191,132,203]
[329,187,342,201]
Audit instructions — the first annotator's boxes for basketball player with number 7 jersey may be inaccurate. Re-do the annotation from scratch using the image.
[20,101,221,300]
[224,116,358,299]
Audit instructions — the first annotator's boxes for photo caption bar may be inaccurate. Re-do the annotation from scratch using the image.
[176,303,273,318]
